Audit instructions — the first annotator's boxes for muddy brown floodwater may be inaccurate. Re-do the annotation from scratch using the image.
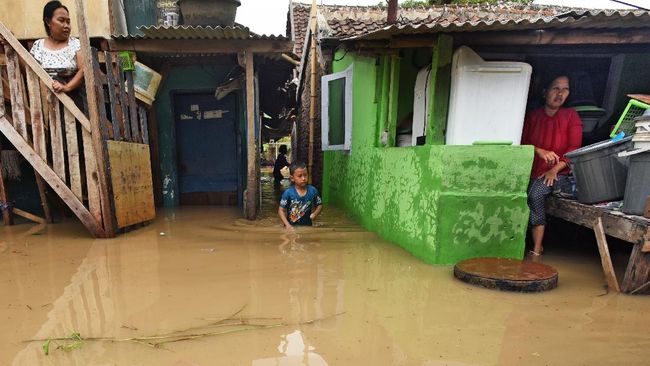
[1,177,649,365]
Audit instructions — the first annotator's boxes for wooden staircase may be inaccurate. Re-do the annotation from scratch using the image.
[0,19,154,238]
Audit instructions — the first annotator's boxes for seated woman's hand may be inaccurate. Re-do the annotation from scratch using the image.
[535,147,560,166]
[540,169,558,187]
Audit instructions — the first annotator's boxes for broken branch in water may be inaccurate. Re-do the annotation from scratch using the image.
[25,305,345,355]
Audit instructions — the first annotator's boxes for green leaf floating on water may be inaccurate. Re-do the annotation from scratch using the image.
[43,339,51,356]
[58,332,83,352]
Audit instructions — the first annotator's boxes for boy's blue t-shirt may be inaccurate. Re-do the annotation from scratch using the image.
[279,185,322,226]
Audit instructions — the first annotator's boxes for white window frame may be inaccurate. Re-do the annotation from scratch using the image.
[321,65,353,151]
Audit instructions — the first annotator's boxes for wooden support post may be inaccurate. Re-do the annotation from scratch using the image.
[12,207,47,224]
[4,46,27,137]
[26,69,52,223]
[47,91,66,181]
[244,50,256,220]
[115,58,131,141]
[0,141,14,226]
[0,65,12,225]
[125,71,140,142]
[83,129,102,225]
[103,51,122,140]
[138,105,149,144]
[64,109,82,200]
[75,0,115,237]
[621,237,650,294]
[593,217,620,293]
[0,64,5,117]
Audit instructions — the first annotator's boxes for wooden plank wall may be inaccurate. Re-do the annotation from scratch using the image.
[107,140,155,228]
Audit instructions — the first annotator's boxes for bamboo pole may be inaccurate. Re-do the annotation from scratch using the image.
[74,0,113,237]
[308,0,317,183]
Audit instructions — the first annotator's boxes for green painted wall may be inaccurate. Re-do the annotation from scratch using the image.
[154,62,245,207]
[323,41,534,264]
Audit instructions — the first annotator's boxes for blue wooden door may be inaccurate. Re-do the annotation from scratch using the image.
[174,92,239,205]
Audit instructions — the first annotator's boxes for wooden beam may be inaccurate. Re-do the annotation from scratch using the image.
[138,105,149,144]
[64,109,82,201]
[0,116,104,237]
[25,70,46,158]
[546,197,649,245]
[389,35,438,49]
[0,22,91,132]
[75,0,115,238]
[103,51,122,140]
[115,58,132,141]
[83,128,102,226]
[593,217,620,292]
[244,50,256,220]
[4,46,27,138]
[0,65,5,116]
[622,242,650,294]
[47,91,66,181]
[125,71,140,142]
[453,29,650,47]
[24,70,52,223]
[0,140,13,226]
[0,67,12,225]
[108,39,294,54]
[12,207,47,224]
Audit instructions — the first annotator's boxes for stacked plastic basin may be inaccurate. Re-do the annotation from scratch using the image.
[620,116,650,215]
[565,137,633,204]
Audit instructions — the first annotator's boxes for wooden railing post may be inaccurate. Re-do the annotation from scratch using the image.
[75,0,115,237]
[244,50,257,220]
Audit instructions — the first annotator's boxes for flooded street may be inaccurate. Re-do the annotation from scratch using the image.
[1,179,649,365]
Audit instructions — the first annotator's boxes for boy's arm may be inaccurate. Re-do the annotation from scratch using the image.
[309,204,322,220]
[278,207,293,229]
[310,192,323,220]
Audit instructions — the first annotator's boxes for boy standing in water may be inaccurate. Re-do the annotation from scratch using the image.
[278,162,322,229]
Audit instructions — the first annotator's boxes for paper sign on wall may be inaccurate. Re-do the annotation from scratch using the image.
[204,109,229,119]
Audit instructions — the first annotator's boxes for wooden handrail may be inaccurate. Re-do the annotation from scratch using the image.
[0,21,91,132]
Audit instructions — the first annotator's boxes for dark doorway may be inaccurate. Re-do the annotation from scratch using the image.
[174,92,240,205]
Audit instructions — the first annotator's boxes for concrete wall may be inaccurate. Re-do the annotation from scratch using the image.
[0,0,112,40]
[154,61,245,207]
[322,46,534,265]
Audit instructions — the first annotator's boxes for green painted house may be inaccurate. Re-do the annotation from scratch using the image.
[290,2,650,264]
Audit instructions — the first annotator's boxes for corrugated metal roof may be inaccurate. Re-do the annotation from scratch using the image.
[112,25,288,41]
[344,9,650,40]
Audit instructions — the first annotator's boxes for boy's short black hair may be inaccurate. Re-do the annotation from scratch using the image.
[279,145,288,154]
[289,161,307,176]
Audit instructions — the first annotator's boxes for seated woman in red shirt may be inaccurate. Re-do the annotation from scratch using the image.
[521,75,583,259]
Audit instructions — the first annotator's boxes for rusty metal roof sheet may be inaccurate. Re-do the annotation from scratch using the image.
[313,3,575,38]
[112,25,289,41]
[347,8,650,40]
[285,2,650,41]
